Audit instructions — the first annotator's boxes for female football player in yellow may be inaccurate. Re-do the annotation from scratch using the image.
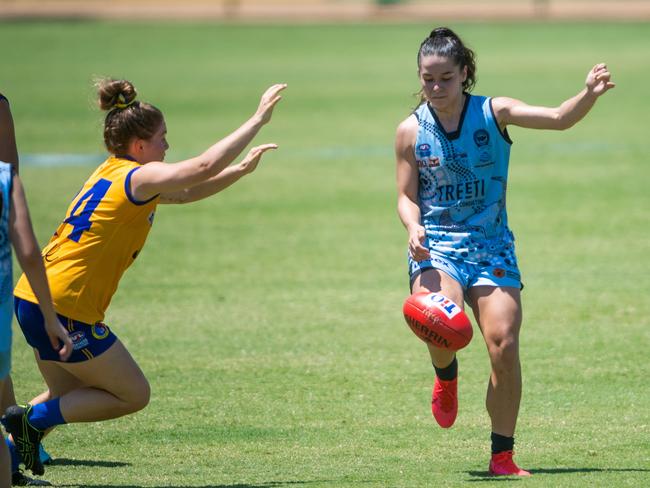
[4,79,285,478]
[0,94,72,486]
[396,27,613,476]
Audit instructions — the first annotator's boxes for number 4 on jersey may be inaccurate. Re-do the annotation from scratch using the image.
[64,178,112,242]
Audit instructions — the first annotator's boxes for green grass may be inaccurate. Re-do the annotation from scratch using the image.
[2,21,650,487]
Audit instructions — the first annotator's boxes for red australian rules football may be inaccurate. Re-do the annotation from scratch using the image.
[403,292,473,350]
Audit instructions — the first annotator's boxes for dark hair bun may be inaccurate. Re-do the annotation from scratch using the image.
[429,27,456,39]
[96,79,137,111]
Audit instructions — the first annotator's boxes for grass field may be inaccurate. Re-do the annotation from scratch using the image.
[1,21,649,487]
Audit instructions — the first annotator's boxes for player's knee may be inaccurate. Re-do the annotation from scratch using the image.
[132,380,151,412]
[487,336,519,370]
[122,378,150,414]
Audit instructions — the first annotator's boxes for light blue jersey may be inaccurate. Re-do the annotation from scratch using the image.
[409,95,521,289]
[0,162,12,376]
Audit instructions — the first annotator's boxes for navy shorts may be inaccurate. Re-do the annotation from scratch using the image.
[14,297,118,362]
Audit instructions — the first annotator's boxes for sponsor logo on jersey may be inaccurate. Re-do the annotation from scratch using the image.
[417,143,431,158]
[417,157,440,168]
[91,322,110,340]
[479,150,491,162]
[427,293,462,319]
[474,129,490,147]
[432,179,485,202]
[69,331,89,350]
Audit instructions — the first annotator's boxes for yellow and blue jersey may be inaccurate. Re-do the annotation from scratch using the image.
[14,156,159,324]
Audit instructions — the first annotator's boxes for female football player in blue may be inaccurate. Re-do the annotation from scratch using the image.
[396,27,614,476]
[0,94,72,487]
[3,80,285,481]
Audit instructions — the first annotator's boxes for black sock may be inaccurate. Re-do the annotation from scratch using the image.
[491,432,514,454]
[433,357,457,381]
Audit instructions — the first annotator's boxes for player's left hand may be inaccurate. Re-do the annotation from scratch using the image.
[239,143,278,175]
[585,63,615,97]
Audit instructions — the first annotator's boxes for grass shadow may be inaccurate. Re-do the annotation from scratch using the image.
[467,466,650,480]
[58,481,336,488]
[50,458,131,468]
[530,467,650,474]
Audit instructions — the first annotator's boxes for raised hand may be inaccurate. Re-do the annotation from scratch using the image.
[255,84,287,125]
[585,63,615,97]
[239,143,278,175]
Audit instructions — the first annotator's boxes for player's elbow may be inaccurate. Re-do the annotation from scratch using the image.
[552,111,578,131]
[197,151,228,179]
[186,157,213,182]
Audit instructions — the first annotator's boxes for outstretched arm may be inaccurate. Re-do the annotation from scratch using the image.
[160,144,277,204]
[131,84,286,202]
[9,175,72,360]
[0,95,19,172]
[493,63,615,131]
[396,116,430,262]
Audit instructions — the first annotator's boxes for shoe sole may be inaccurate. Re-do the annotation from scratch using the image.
[489,469,532,477]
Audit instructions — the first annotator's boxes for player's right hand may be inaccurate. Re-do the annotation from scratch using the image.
[408,225,431,262]
[256,84,287,125]
[585,63,615,97]
[44,319,73,361]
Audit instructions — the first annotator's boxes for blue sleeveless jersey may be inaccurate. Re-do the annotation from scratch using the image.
[0,162,13,352]
[413,95,515,264]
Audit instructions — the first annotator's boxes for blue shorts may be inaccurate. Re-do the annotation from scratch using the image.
[14,297,118,362]
[408,250,522,291]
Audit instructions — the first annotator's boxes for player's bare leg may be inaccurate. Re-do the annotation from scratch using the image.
[468,286,529,476]
[412,269,464,427]
[5,337,151,474]
[38,340,149,422]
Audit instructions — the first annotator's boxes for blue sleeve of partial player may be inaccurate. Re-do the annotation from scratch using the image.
[0,94,7,103]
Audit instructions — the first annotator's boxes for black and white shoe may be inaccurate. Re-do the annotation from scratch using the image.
[2,405,45,476]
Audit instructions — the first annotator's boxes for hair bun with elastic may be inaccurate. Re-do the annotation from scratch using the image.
[114,93,137,109]
[96,78,138,111]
